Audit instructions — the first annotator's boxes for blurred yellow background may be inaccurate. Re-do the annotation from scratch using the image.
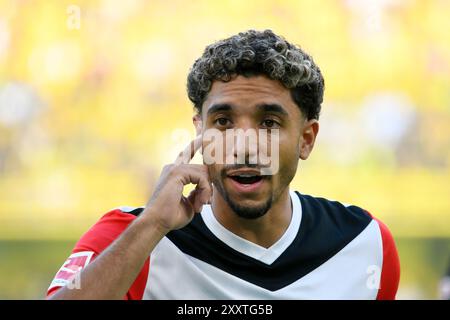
[0,0,449,299]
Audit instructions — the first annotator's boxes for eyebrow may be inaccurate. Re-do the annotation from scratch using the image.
[206,103,289,117]
[256,103,289,117]
[206,103,232,117]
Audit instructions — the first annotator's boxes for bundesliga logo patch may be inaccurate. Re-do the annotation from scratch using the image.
[48,251,94,291]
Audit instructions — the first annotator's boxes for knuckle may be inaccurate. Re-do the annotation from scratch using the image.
[171,166,180,174]
[167,165,179,176]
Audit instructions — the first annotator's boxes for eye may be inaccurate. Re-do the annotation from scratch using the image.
[262,119,280,128]
[214,117,231,127]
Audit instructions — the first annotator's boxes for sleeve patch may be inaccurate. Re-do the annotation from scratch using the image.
[48,251,94,291]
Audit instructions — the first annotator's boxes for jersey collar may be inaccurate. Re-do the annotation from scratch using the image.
[200,189,302,265]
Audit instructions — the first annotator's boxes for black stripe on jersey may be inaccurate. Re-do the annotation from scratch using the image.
[124,207,145,216]
[165,191,372,291]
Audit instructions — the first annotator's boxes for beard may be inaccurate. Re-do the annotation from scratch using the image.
[226,193,273,219]
[212,174,274,220]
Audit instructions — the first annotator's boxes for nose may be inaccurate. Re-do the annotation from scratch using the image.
[230,127,259,166]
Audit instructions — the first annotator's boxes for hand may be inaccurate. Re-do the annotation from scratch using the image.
[142,136,212,233]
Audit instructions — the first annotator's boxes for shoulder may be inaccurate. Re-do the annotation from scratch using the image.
[296,191,397,254]
[296,191,400,299]
[295,191,373,235]
[47,205,148,299]
[75,206,146,254]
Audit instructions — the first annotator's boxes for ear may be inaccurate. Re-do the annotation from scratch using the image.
[299,119,319,160]
[193,114,202,135]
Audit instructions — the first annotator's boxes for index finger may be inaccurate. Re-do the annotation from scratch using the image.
[174,135,202,165]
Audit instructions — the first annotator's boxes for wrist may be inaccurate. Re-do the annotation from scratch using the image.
[137,207,171,238]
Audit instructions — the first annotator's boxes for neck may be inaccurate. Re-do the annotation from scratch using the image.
[211,187,292,248]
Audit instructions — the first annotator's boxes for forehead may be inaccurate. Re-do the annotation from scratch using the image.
[202,75,300,116]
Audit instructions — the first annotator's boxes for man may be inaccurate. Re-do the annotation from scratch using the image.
[47,29,400,300]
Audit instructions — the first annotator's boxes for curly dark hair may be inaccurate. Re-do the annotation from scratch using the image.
[187,29,324,120]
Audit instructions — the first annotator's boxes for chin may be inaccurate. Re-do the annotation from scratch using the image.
[224,191,274,220]
[231,201,273,220]
[213,174,275,219]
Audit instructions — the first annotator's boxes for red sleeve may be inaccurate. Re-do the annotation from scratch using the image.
[375,218,400,300]
[46,208,150,300]
[365,212,400,300]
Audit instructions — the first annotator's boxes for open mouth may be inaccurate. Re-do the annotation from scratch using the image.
[225,169,267,193]
[227,175,266,194]
[229,175,264,185]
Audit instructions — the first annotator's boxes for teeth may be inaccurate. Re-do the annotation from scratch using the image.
[238,174,255,178]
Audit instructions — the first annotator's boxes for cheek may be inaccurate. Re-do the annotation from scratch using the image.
[277,130,298,157]
[277,138,300,176]
[202,132,230,165]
